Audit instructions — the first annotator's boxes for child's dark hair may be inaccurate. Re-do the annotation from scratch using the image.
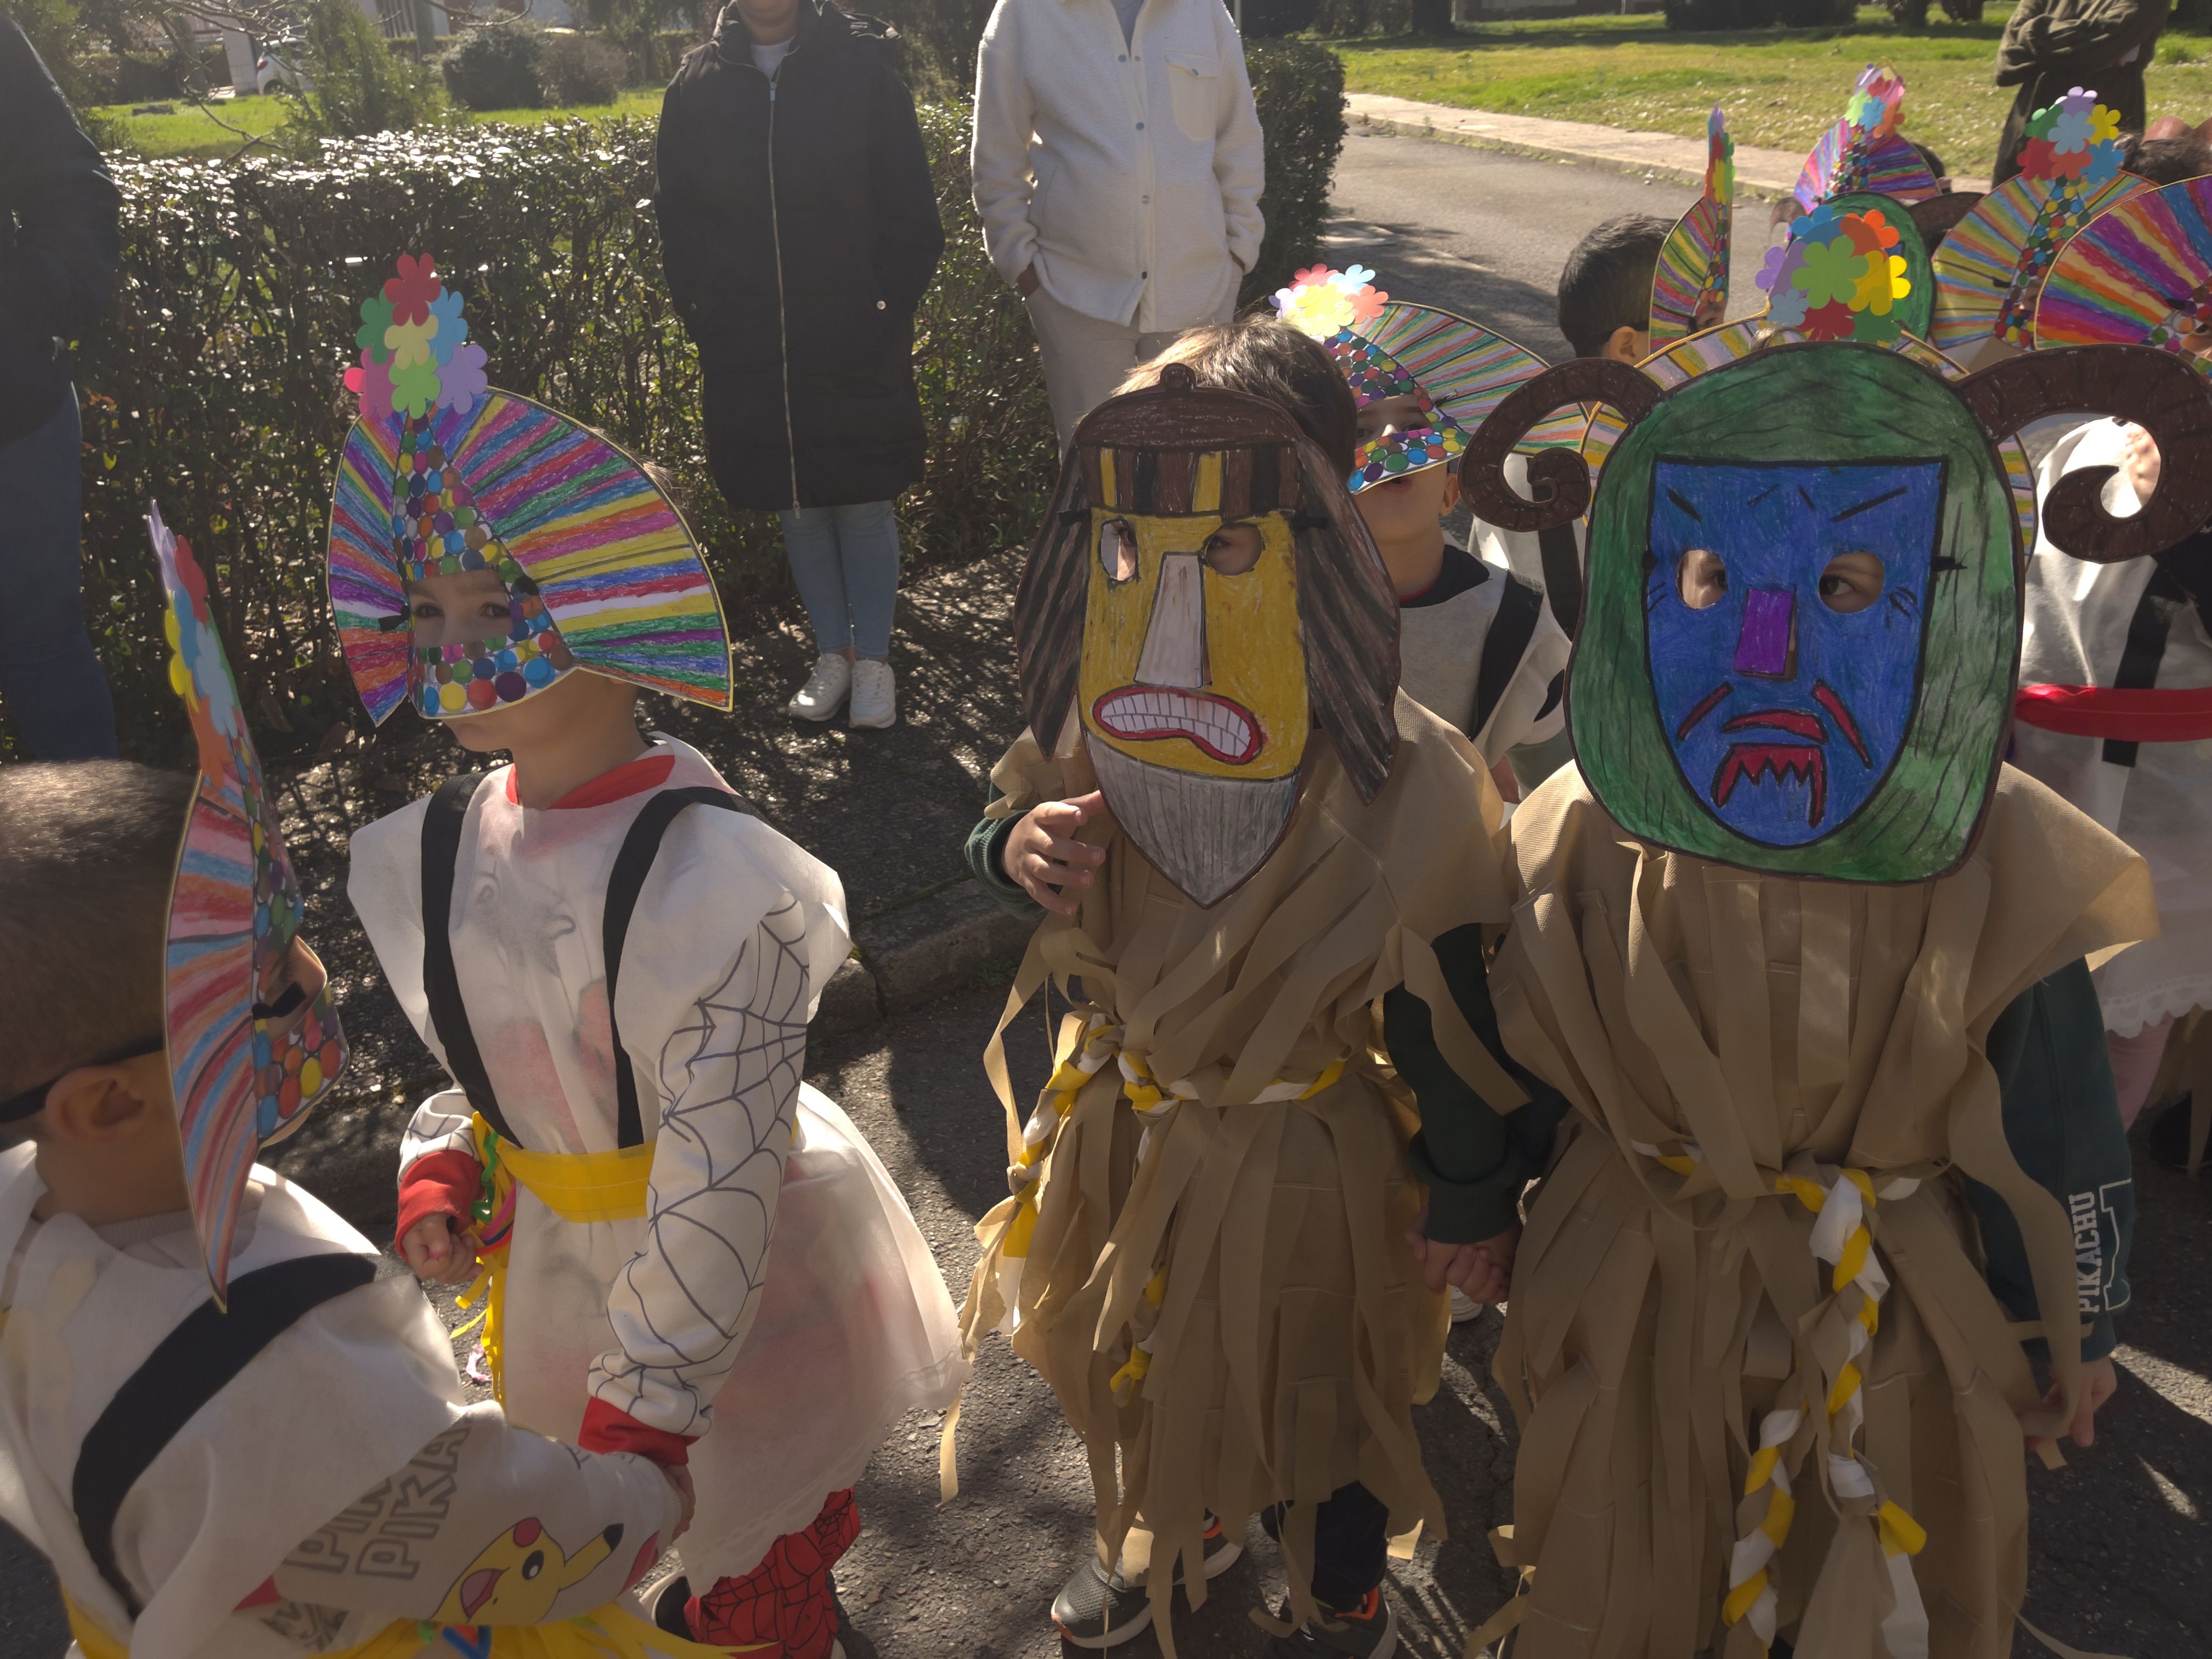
[0,763,193,1100]
[1124,316,1361,478]
[2127,136,2212,185]
[1908,140,1948,184]
[1556,213,1674,359]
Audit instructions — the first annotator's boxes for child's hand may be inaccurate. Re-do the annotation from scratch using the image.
[1003,792,1108,916]
[2024,1356,2119,1454]
[399,1215,478,1285]
[664,1464,697,1542]
[2121,424,2162,505]
[1406,1212,1520,1306]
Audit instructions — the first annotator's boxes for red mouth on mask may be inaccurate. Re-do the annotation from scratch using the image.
[1714,709,1829,826]
[1093,687,1262,764]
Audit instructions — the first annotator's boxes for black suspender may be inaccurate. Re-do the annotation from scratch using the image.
[2101,564,2192,769]
[420,771,516,1145]
[601,787,756,1148]
[419,773,755,1152]
[1536,521,1583,640]
[1473,574,1544,743]
[72,1252,379,1616]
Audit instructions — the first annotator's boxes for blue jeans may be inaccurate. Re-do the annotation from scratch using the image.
[0,389,115,759]
[777,501,900,660]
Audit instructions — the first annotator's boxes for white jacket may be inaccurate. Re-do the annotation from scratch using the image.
[971,0,1265,331]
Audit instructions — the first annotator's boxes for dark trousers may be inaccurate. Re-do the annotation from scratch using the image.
[1262,1480,1391,1611]
[1993,63,2148,184]
[0,386,115,759]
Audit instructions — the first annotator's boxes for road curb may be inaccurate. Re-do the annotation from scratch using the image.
[273,876,1034,1230]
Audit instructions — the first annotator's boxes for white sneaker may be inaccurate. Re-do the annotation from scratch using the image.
[849,657,896,729]
[787,652,851,720]
[1449,1286,1482,1324]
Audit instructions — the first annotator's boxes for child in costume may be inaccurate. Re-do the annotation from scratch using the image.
[1454,328,2212,1656]
[2021,173,2212,1169]
[1269,263,1572,793]
[329,257,966,1659]
[956,315,1564,1656]
[0,511,707,1659]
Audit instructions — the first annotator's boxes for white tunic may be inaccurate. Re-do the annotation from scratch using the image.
[347,737,966,1583]
[2012,418,2212,1036]
[1397,545,1569,765]
[0,1155,680,1659]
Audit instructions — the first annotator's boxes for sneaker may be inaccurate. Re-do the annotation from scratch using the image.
[1449,1287,1481,1324]
[1049,1516,1244,1649]
[849,657,896,729]
[787,652,851,721]
[651,1575,692,1637]
[1268,1588,1398,1657]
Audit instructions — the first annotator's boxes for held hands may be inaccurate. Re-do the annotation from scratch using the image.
[2023,1355,2119,1455]
[398,1214,479,1286]
[2120,424,2162,505]
[1407,1211,1520,1307]
[1003,791,1108,916]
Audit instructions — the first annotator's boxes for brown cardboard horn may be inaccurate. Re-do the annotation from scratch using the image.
[1459,358,1662,533]
[1956,345,2212,563]
[1906,191,1983,245]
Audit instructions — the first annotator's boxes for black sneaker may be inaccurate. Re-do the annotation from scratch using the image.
[1048,1516,1244,1649]
[651,1575,692,1638]
[1268,1588,1398,1657]
[2147,1094,2200,1171]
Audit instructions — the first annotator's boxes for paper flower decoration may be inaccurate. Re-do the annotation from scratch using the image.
[1759,205,1913,344]
[2022,88,2125,184]
[343,254,490,423]
[1793,65,1940,210]
[1272,264,1389,340]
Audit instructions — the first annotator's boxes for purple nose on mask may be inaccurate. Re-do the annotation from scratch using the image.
[1735,586,1796,678]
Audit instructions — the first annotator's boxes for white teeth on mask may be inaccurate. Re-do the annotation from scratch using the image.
[1101,690,1254,754]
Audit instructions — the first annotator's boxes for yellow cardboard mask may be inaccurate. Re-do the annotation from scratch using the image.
[1015,363,1402,906]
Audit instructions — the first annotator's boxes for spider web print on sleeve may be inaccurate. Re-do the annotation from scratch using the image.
[588,898,814,1436]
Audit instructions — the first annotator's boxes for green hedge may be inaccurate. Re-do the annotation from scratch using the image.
[56,63,1344,765]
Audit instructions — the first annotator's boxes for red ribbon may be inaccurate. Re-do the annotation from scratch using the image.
[2014,683,2212,742]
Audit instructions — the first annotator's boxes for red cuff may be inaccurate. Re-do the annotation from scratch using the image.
[579,1397,697,1466]
[394,1149,483,1250]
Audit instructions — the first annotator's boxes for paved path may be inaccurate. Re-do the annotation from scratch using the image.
[6,979,2207,1656]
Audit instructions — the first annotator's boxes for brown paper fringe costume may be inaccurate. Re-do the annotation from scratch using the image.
[953,696,1530,1654]
[1475,764,2153,1659]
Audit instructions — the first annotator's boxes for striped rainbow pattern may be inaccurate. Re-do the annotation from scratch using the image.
[329,390,732,719]
[1793,66,1940,210]
[1360,301,1587,450]
[1930,170,2147,351]
[1651,110,1733,351]
[1578,325,2038,548]
[2037,176,2212,373]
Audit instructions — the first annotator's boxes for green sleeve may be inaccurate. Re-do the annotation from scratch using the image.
[1385,922,1570,1245]
[964,791,1042,920]
[1966,958,2133,1362]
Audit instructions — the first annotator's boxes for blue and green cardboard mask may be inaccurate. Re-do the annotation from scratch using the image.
[1460,341,2212,881]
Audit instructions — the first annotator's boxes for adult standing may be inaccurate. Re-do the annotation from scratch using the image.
[1992,0,2168,184]
[658,0,944,730]
[972,0,1265,450]
[0,14,120,760]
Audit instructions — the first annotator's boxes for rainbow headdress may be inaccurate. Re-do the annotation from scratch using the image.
[1755,193,1934,346]
[1272,263,1573,492]
[1931,88,2143,353]
[2036,175,2212,372]
[153,505,348,1302]
[328,255,732,724]
[1651,106,1735,350]
[1792,65,1942,212]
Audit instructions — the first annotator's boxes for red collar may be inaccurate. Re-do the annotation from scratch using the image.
[504,751,678,810]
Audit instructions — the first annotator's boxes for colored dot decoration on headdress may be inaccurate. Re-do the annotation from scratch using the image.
[1930,88,2146,352]
[1651,106,1735,351]
[1793,64,1942,212]
[1757,202,1914,343]
[2037,174,2212,375]
[327,256,735,727]
[151,504,348,1302]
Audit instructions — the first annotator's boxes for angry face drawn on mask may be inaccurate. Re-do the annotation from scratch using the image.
[1644,459,1944,847]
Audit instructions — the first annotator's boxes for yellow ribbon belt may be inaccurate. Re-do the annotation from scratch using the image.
[455,1116,654,1403]
[65,1590,759,1658]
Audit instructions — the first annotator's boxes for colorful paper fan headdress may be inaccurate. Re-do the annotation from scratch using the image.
[1931,88,2144,353]
[1271,263,1576,492]
[1650,106,1735,350]
[1754,191,1933,345]
[2037,175,2212,371]
[1792,65,1942,212]
[154,505,348,1301]
[328,253,732,724]
[1457,338,2212,883]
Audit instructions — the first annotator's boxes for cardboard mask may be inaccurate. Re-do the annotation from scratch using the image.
[328,254,732,725]
[2037,175,2212,370]
[1931,89,2145,354]
[153,505,348,1300]
[1756,192,1934,343]
[1650,107,1735,350]
[1462,342,2212,881]
[1271,266,1579,492]
[1792,65,1943,212]
[1014,363,1400,906]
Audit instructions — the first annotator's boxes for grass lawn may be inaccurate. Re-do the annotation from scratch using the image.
[89,86,664,162]
[1334,8,2212,181]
